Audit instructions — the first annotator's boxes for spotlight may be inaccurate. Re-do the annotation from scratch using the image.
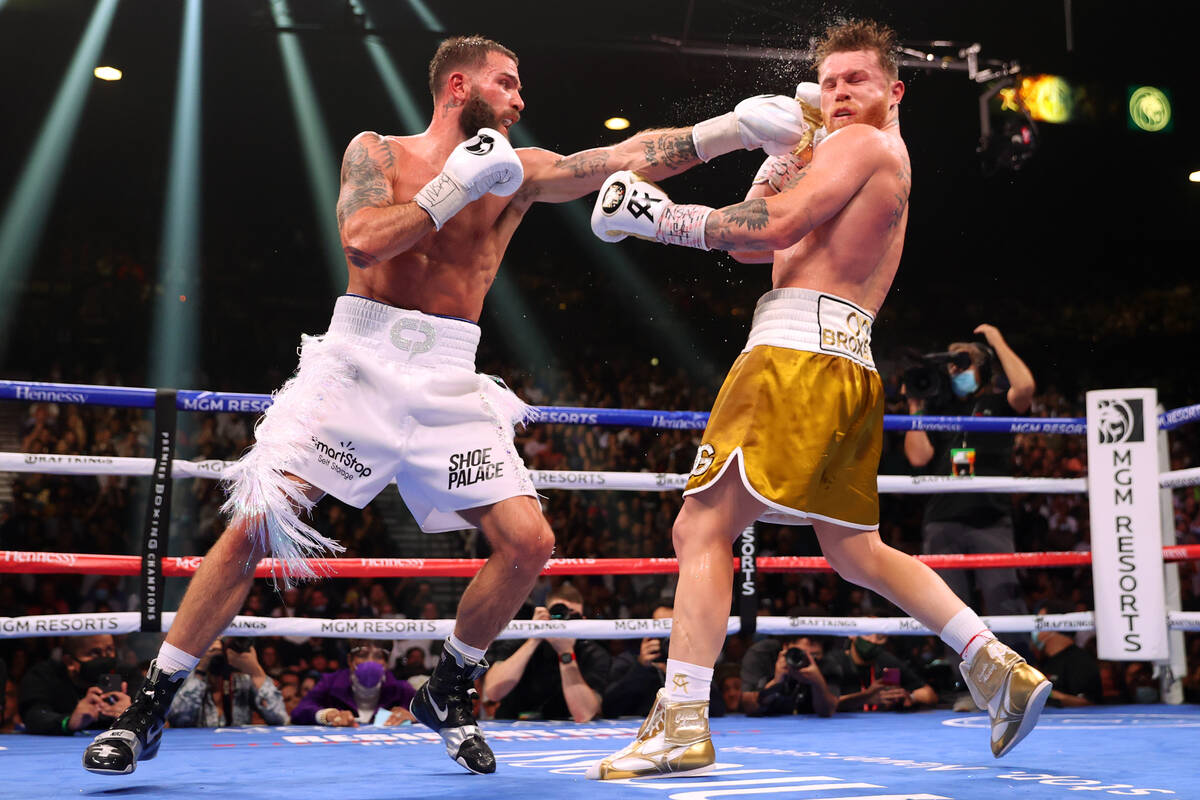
[605,117,630,131]
[93,66,122,81]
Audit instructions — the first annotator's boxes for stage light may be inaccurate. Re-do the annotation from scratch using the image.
[270,0,344,289]
[150,0,203,390]
[605,117,630,131]
[93,66,122,81]
[1189,170,1200,183]
[0,0,119,360]
[1128,86,1172,133]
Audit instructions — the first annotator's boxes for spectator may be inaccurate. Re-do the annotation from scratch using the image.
[18,634,134,735]
[824,634,938,711]
[1121,661,1160,705]
[716,663,743,715]
[167,638,287,727]
[290,641,415,727]
[1031,600,1102,707]
[483,583,610,722]
[602,602,677,718]
[739,635,838,717]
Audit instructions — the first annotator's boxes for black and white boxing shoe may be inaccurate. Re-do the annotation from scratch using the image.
[410,648,494,774]
[82,660,182,775]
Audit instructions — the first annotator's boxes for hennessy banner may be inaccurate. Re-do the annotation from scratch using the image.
[1086,388,1168,660]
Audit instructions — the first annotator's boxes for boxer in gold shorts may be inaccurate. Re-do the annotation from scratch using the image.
[588,20,1051,779]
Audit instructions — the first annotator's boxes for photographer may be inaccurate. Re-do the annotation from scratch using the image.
[483,583,610,722]
[903,325,1035,631]
[825,634,937,711]
[167,637,287,727]
[19,634,135,735]
[740,635,838,717]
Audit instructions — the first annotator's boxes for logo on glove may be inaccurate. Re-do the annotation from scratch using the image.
[466,133,495,156]
[600,180,627,215]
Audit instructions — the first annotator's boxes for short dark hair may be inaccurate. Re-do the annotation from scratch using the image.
[428,35,518,100]
[548,582,584,606]
[812,19,899,80]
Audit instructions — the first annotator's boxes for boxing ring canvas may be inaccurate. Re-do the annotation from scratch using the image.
[3,707,1195,799]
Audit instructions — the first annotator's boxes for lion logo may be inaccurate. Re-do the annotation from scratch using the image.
[1096,398,1142,444]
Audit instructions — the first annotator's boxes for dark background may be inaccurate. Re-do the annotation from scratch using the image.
[2,0,1197,407]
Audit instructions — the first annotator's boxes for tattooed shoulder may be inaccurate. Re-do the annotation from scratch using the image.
[337,133,394,228]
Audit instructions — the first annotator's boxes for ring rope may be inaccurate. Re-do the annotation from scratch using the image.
[2,611,1197,641]
[5,452,1200,491]
[3,546,1198,578]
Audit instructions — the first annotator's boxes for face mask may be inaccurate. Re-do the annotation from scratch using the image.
[1133,685,1158,704]
[353,661,385,689]
[853,638,882,662]
[951,370,978,398]
[78,656,117,684]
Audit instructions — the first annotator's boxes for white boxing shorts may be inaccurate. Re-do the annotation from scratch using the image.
[221,294,538,585]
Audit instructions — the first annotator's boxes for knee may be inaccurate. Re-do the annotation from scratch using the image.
[503,517,556,569]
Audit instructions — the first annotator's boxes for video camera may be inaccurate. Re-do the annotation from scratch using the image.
[900,350,973,409]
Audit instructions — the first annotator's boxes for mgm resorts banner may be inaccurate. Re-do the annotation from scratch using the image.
[1086,388,1168,660]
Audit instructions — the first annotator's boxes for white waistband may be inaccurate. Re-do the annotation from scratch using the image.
[327,295,480,371]
[744,288,876,370]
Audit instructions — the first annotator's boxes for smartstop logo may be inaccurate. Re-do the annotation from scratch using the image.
[312,438,373,481]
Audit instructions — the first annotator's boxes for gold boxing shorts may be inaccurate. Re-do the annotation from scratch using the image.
[684,288,883,529]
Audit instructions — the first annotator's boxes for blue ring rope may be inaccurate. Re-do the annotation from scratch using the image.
[1,379,1194,433]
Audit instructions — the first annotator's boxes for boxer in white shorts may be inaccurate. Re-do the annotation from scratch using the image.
[83,35,812,778]
[232,294,539,565]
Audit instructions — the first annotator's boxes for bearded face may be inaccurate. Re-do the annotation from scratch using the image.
[458,89,501,138]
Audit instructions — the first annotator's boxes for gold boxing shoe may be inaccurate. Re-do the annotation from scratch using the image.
[960,638,1052,757]
[586,690,715,780]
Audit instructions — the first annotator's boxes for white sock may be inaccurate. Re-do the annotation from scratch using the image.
[446,633,485,666]
[940,607,996,663]
[156,641,200,679]
[664,659,712,703]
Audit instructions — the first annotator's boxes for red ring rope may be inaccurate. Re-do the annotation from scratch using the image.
[2,546,1198,578]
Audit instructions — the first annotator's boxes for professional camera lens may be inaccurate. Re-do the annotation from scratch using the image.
[785,646,810,669]
[548,602,581,620]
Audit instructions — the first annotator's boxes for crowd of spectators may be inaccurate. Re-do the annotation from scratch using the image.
[1,346,1199,735]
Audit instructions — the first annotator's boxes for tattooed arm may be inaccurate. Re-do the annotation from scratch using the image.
[703,126,899,252]
[514,127,703,206]
[336,131,432,269]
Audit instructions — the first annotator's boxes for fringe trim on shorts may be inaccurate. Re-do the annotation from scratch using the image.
[220,334,353,588]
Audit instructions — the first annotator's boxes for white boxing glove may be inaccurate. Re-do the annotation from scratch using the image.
[692,94,810,161]
[413,128,524,229]
[591,171,713,251]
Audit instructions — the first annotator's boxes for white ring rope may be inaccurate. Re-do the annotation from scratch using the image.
[2,611,1198,640]
[9,451,1199,491]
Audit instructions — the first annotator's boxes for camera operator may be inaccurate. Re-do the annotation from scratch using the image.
[740,635,838,717]
[483,583,610,722]
[19,634,135,735]
[167,637,287,727]
[902,324,1035,641]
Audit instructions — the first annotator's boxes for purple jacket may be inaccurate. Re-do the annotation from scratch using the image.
[291,669,416,725]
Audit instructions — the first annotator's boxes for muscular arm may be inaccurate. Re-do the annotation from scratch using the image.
[481,639,540,702]
[991,335,1036,413]
[728,182,776,264]
[336,131,433,269]
[702,126,894,252]
[516,127,702,205]
[559,659,602,722]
